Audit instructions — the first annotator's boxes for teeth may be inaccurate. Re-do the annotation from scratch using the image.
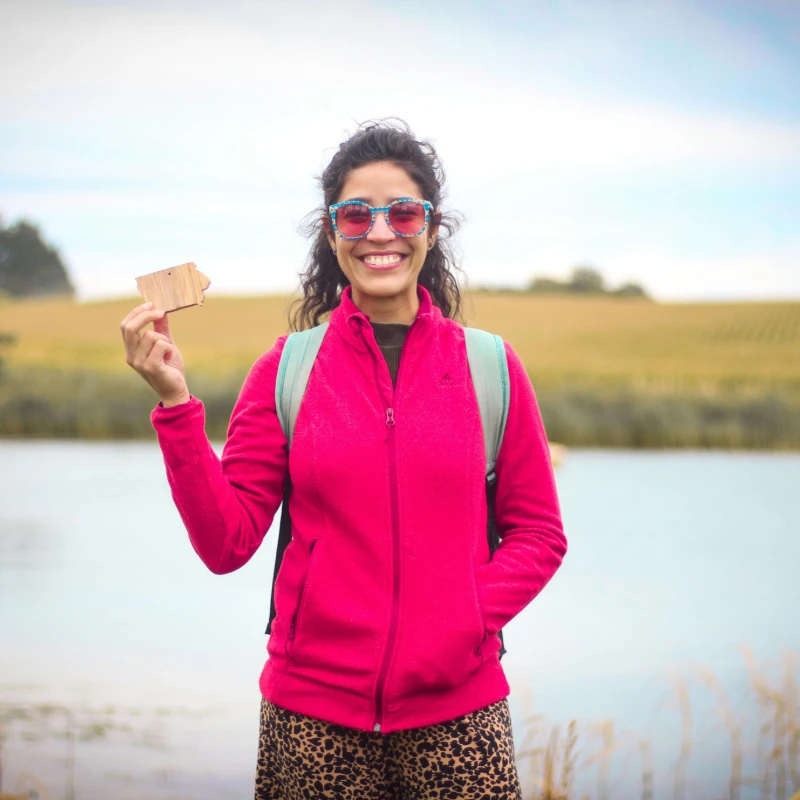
[363,254,403,266]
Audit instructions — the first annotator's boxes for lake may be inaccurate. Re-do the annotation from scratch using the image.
[1,442,798,799]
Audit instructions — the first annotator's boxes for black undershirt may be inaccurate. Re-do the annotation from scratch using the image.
[371,322,410,388]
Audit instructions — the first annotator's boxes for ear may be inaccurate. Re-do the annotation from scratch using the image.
[428,210,442,248]
[323,217,337,254]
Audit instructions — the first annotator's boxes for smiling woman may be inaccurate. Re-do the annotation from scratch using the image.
[120,119,566,799]
[293,121,463,330]
[323,165,435,323]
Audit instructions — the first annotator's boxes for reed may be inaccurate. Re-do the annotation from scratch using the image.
[1,651,798,798]
[2,365,799,448]
[517,650,799,800]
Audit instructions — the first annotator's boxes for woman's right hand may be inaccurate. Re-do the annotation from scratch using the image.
[121,302,190,407]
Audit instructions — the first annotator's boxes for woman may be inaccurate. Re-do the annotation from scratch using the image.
[121,121,567,799]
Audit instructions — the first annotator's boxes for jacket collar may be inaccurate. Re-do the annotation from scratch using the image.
[331,285,441,350]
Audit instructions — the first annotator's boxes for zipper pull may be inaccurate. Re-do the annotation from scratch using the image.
[385,408,395,427]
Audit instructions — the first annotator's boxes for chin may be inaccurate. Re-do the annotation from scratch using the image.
[355,275,414,298]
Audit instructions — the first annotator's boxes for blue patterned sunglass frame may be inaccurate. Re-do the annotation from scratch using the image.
[328,197,434,240]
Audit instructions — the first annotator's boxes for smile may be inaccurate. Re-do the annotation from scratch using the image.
[360,254,407,270]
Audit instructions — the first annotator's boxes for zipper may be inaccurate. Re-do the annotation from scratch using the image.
[360,318,412,734]
[373,403,400,732]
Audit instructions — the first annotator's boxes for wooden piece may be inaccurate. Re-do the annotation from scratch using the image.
[135,262,211,313]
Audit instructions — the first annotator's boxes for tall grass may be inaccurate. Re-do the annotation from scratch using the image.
[1,652,797,798]
[517,650,800,800]
[0,366,239,440]
[2,366,799,448]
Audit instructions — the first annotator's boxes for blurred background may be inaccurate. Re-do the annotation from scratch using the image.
[1,1,799,798]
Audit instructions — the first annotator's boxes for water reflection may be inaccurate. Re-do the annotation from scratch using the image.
[0,518,52,571]
[1,443,798,798]
[3,650,798,800]
[1,689,233,800]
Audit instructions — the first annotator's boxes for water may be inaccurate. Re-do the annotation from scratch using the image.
[1,442,798,799]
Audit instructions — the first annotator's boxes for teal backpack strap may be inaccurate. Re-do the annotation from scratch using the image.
[266,322,328,636]
[464,327,510,481]
[275,322,329,447]
[464,327,511,659]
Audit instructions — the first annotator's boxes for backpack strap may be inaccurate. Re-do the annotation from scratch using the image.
[266,323,328,635]
[464,327,511,659]
[276,322,330,446]
[464,328,510,481]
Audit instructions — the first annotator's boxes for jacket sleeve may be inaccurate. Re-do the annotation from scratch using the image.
[150,335,289,574]
[475,341,567,634]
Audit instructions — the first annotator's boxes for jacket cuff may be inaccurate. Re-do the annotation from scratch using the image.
[150,395,206,471]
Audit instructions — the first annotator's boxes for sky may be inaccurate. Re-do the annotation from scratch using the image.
[1,0,799,302]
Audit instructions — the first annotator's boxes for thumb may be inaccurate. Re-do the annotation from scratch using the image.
[152,311,172,338]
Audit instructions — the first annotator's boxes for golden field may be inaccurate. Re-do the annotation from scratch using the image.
[1,292,799,446]
[1,292,800,392]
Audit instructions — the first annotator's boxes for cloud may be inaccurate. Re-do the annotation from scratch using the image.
[2,0,799,300]
[4,0,799,177]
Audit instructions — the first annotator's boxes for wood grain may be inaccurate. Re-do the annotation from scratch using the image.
[135,262,211,312]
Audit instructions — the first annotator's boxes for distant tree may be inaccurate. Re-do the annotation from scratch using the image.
[613,281,649,298]
[528,265,650,299]
[0,217,75,298]
[567,266,605,294]
[528,276,567,293]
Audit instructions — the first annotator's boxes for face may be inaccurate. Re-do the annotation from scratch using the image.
[326,161,438,321]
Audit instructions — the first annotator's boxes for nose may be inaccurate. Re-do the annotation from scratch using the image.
[367,211,395,243]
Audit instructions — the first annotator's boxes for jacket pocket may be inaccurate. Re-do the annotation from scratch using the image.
[469,565,489,673]
[390,564,488,697]
[471,560,489,634]
[285,538,317,661]
[393,615,486,696]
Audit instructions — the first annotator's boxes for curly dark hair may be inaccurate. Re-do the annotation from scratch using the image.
[291,120,463,330]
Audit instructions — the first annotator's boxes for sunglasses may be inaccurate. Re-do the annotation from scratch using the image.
[329,197,434,240]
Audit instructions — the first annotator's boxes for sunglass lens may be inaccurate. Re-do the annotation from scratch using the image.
[336,204,371,237]
[388,201,426,235]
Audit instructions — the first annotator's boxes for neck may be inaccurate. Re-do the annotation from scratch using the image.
[350,287,420,324]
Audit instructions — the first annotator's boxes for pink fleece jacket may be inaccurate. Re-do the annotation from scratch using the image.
[151,286,566,733]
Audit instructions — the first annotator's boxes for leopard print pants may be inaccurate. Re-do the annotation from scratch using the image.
[254,697,521,799]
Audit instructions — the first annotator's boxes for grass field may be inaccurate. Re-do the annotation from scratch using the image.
[2,292,799,446]
[2,291,800,389]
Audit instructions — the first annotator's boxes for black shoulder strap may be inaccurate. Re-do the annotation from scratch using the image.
[485,473,506,659]
[265,477,292,635]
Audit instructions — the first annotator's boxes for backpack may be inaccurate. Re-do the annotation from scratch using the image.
[265,323,511,658]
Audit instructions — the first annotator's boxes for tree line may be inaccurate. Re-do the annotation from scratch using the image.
[529,266,649,298]
[473,267,650,298]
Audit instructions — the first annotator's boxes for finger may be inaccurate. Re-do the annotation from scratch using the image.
[121,308,166,353]
[130,330,170,370]
[120,302,153,328]
[121,307,160,345]
[143,338,176,374]
[153,312,171,338]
